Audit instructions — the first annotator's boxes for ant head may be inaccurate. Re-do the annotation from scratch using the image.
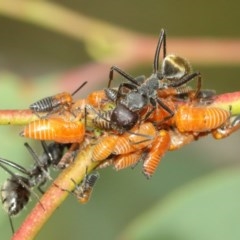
[111,104,138,132]
[161,54,192,80]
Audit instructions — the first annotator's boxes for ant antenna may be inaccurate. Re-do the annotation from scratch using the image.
[153,29,166,74]
[71,81,88,96]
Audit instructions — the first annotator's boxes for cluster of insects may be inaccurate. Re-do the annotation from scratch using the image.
[1,29,240,234]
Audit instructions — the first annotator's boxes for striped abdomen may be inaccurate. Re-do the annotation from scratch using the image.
[143,130,170,178]
[175,105,230,132]
[21,118,85,143]
[73,172,99,204]
[29,92,72,112]
[113,151,142,171]
[112,122,156,155]
[92,110,112,130]
[92,135,118,161]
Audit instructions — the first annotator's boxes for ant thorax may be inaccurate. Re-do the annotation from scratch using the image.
[28,165,48,188]
[120,91,148,112]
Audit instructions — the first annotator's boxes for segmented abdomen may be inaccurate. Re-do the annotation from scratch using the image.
[30,97,54,112]
[92,110,112,130]
[175,106,230,132]
[29,92,72,112]
[112,122,156,155]
[113,151,142,171]
[22,118,85,143]
[92,135,118,161]
[143,130,170,178]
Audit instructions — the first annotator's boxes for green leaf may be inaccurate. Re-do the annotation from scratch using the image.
[120,168,240,240]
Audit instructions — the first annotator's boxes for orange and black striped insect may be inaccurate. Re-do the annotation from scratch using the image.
[92,135,119,162]
[112,122,157,155]
[29,81,87,114]
[20,118,85,143]
[174,105,231,134]
[112,127,171,178]
[113,151,142,171]
[142,130,170,178]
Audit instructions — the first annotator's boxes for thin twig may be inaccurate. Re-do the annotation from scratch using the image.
[1,91,240,126]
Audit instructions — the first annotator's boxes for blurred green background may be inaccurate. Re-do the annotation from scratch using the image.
[0,1,240,240]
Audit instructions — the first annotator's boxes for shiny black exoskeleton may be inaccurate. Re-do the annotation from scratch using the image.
[0,141,66,233]
[105,29,201,130]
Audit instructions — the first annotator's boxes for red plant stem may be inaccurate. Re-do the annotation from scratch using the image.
[1,91,240,127]
[212,91,240,114]
[0,110,38,125]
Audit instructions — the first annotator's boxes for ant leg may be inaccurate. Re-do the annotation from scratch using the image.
[156,98,174,122]
[108,66,140,88]
[167,72,201,88]
[71,81,87,96]
[38,184,46,195]
[116,82,137,102]
[41,141,54,164]
[190,74,202,101]
[153,29,167,74]
[107,75,144,100]
[9,216,15,234]
[0,158,29,175]
[127,131,155,145]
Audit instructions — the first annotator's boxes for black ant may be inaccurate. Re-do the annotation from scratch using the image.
[103,29,201,131]
[0,141,66,233]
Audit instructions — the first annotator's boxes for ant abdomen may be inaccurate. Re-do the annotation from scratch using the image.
[1,176,31,216]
